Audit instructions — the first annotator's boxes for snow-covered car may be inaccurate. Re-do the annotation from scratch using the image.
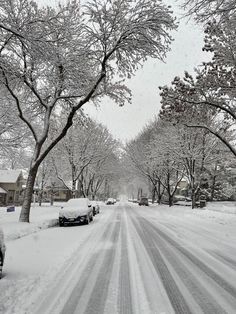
[59,198,93,226]
[91,201,100,215]
[0,227,6,279]
[106,198,115,205]
[138,197,149,206]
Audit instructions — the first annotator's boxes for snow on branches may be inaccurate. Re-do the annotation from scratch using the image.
[0,0,176,221]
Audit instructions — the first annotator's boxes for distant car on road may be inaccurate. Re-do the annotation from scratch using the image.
[106,198,115,205]
[59,198,93,226]
[0,226,6,279]
[91,201,100,215]
[138,197,149,206]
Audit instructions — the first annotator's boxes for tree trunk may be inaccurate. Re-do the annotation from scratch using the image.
[72,185,76,198]
[38,190,43,206]
[168,195,173,207]
[151,184,156,204]
[210,174,217,201]
[50,192,54,206]
[157,180,162,204]
[19,166,38,222]
[192,188,196,209]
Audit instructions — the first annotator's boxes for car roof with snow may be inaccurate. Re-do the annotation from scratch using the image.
[65,198,89,207]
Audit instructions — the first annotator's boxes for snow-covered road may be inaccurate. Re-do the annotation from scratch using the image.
[1,202,236,313]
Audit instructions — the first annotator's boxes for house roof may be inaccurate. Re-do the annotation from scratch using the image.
[0,187,7,194]
[0,170,22,183]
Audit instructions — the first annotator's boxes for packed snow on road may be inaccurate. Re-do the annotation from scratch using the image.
[0,201,236,314]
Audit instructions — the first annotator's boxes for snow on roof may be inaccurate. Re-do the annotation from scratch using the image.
[0,187,7,194]
[0,169,22,183]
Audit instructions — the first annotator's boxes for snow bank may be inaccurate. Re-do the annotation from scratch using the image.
[206,201,236,214]
[0,204,111,314]
[0,203,62,241]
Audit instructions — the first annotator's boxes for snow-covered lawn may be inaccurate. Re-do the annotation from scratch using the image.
[0,202,112,314]
[0,203,63,241]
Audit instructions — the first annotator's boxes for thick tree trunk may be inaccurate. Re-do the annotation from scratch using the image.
[19,166,38,222]
[168,195,173,207]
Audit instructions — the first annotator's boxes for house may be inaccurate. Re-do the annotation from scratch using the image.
[0,170,24,205]
[175,178,189,197]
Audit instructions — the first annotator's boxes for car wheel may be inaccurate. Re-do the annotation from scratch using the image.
[59,220,64,227]
[90,214,93,222]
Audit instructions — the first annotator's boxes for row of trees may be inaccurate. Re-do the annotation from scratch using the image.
[0,0,176,221]
[125,116,234,208]
[126,0,236,207]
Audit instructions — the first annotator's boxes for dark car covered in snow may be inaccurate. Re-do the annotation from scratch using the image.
[59,198,93,226]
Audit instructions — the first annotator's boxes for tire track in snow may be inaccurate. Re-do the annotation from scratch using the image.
[59,213,120,314]
[83,213,121,314]
[143,217,236,300]
[160,220,236,253]
[130,214,192,314]
[207,250,236,271]
[134,216,228,314]
[117,213,133,314]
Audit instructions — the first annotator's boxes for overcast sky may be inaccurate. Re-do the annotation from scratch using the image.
[39,0,209,142]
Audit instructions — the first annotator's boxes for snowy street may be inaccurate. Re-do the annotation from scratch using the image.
[1,0,236,313]
[1,202,236,313]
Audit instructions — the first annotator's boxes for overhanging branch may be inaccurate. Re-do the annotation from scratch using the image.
[185,124,236,157]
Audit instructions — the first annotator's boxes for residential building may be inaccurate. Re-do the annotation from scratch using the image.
[0,170,24,206]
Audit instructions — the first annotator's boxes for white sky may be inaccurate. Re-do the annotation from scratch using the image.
[39,0,210,142]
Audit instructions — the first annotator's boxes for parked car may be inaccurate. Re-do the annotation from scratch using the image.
[91,201,100,215]
[0,226,6,279]
[59,198,93,226]
[138,197,149,206]
[106,198,115,205]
